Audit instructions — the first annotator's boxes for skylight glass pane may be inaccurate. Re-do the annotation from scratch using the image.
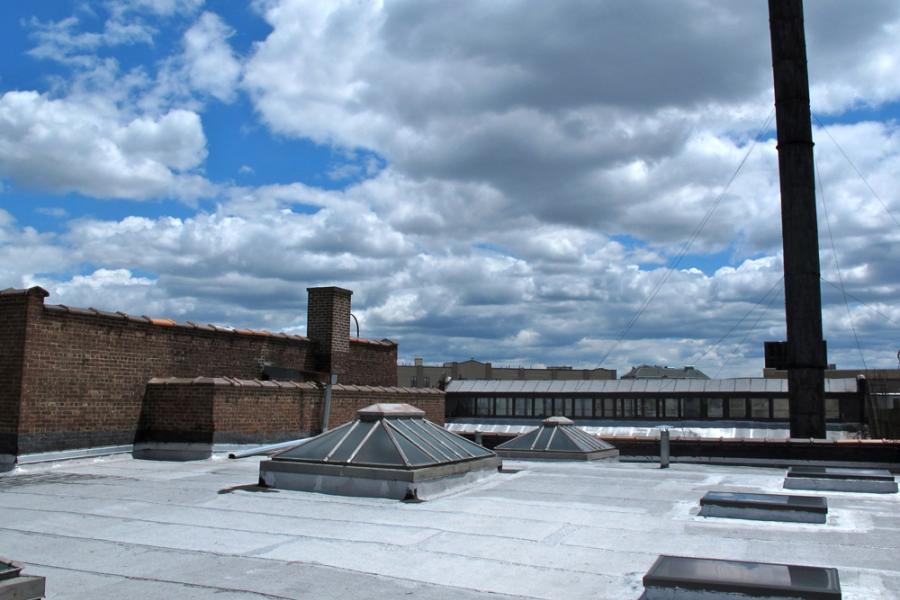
[327,421,375,463]
[392,419,455,461]
[533,427,553,449]
[351,425,404,466]
[498,429,540,450]
[548,431,583,452]
[418,420,475,458]
[390,428,435,466]
[278,422,354,461]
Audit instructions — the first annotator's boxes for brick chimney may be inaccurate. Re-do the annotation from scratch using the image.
[306,286,352,377]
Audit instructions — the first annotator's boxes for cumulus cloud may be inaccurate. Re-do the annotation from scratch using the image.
[0,210,72,289]
[0,90,214,200]
[182,12,242,102]
[4,0,900,375]
[241,0,900,247]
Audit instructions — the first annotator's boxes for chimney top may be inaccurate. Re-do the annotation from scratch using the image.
[307,286,353,296]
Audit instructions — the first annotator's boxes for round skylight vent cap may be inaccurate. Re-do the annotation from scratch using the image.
[542,416,575,426]
[357,403,426,420]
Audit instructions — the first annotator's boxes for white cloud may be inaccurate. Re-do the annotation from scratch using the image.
[182,12,241,102]
[0,90,214,200]
[0,210,72,289]
[108,0,205,18]
[5,0,900,375]
[27,16,155,66]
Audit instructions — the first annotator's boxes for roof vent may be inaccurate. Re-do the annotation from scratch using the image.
[259,403,500,499]
[495,416,619,461]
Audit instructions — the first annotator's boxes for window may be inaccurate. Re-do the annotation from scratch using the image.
[495,397,512,416]
[476,397,492,416]
[728,398,747,419]
[538,398,554,417]
[423,376,430,387]
[706,398,724,419]
[664,398,679,418]
[642,398,657,418]
[683,398,701,419]
[603,398,616,417]
[826,398,840,420]
[514,397,531,416]
[452,398,474,417]
[574,398,592,418]
[773,398,789,419]
[622,399,636,417]
[750,398,769,419]
[409,376,417,387]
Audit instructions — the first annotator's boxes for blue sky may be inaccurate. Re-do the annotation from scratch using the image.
[1,0,899,376]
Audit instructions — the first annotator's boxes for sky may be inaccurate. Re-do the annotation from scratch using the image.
[1,0,899,377]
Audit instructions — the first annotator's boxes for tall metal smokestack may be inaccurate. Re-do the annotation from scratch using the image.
[768,0,827,438]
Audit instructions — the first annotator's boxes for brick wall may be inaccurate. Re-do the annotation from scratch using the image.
[2,287,398,455]
[329,384,444,427]
[307,286,352,374]
[0,289,45,454]
[139,378,445,446]
[346,340,398,386]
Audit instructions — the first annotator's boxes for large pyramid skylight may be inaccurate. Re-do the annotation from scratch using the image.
[259,404,500,499]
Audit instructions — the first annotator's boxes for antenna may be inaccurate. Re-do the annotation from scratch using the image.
[896,349,899,368]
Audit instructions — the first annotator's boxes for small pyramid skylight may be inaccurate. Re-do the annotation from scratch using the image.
[495,416,619,460]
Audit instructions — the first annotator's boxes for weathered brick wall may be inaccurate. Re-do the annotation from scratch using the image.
[211,381,318,443]
[345,340,398,386]
[17,302,316,453]
[138,378,445,446]
[138,378,216,444]
[4,286,401,455]
[0,290,42,454]
[329,385,444,426]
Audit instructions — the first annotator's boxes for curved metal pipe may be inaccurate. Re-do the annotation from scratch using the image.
[350,313,360,338]
[228,438,309,459]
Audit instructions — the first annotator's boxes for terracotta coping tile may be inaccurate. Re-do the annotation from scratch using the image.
[0,286,48,297]
[147,317,177,327]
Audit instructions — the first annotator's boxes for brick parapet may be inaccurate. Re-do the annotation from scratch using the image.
[138,379,446,446]
[16,303,319,453]
[345,341,398,386]
[0,294,28,453]
[2,285,400,456]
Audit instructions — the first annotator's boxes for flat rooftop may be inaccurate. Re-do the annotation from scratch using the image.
[1,455,899,599]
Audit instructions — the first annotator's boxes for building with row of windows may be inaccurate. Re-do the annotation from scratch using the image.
[398,358,616,388]
[444,378,864,425]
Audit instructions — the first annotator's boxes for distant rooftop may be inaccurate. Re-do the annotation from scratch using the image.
[622,365,710,379]
[445,377,859,394]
